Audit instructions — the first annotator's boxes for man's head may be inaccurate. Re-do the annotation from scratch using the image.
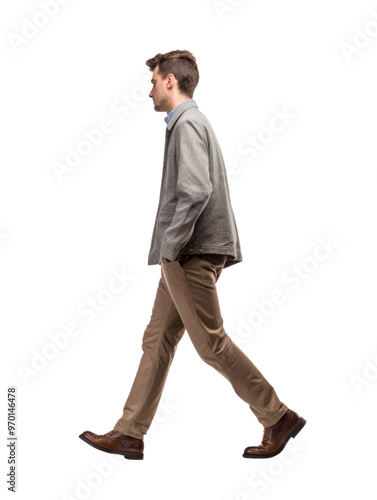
[146,50,199,114]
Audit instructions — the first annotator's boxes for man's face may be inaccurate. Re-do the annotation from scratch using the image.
[149,65,170,112]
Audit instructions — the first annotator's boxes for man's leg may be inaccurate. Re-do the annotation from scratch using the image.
[113,275,186,439]
[160,254,288,428]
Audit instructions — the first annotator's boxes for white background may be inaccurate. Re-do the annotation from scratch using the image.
[1,0,376,498]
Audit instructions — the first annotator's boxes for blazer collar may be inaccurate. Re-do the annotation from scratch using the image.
[166,99,198,130]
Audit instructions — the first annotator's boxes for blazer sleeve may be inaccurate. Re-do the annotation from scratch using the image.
[160,120,213,261]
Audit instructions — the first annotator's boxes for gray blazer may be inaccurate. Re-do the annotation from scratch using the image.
[148,99,242,269]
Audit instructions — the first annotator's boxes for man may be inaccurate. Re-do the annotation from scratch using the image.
[79,50,306,461]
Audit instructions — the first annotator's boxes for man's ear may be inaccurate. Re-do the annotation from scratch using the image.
[167,73,176,88]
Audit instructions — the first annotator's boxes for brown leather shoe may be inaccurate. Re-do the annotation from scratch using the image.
[79,430,144,460]
[243,409,306,459]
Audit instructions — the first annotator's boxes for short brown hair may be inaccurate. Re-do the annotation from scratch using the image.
[146,50,199,99]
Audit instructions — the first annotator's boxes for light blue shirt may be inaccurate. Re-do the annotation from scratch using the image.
[164,100,192,125]
[164,106,179,125]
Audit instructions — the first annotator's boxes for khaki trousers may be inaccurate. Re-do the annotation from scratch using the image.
[113,254,288,440]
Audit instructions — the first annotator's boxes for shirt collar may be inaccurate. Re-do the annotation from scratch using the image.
[164,99,198,130]
[164,99,195,125]
[164,107,178,125]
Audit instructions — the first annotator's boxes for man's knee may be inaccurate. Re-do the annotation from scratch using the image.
[195,336,229,365]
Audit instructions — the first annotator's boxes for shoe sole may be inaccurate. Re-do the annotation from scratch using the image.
[79,434,144,460]
[242,417,306,459]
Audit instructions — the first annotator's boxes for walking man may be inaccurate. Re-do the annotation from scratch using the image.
[79,50,306,460]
